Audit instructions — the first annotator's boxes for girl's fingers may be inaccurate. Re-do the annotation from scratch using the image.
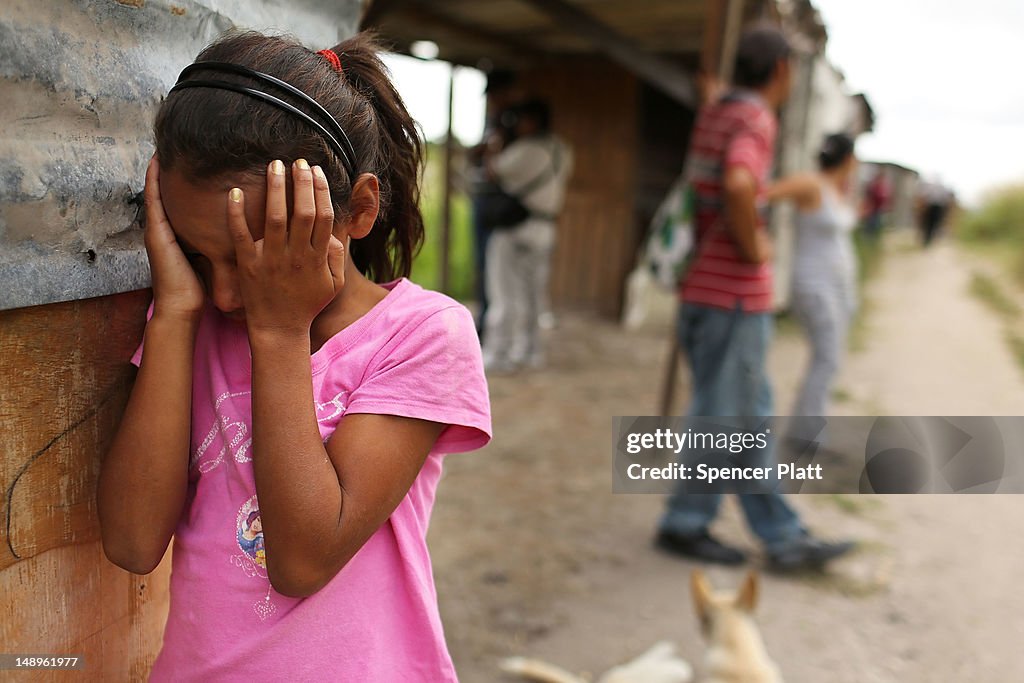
[310,165,335,253]
[226,187,256,265]
[143,157,172,237]
[289,159,316,250]
[142,158,184,260]
[326,236,346,286]
[264,160,288,253]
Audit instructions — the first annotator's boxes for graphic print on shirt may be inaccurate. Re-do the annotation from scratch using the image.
[232,494,277,621]
[193,389,349,471]
[193,390,253,473]
[217,391,349,621]
[232,495,268,578]
[315,389,350,427]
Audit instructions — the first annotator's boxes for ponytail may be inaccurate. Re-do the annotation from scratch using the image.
[329,32,424,282]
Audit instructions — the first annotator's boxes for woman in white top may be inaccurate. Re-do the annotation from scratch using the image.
[766,133,858,418]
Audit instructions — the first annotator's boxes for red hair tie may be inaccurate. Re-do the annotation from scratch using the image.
[317,48,343,74]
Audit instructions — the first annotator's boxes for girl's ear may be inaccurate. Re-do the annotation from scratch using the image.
[341,173,380,240]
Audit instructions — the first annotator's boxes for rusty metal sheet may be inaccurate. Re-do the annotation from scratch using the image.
[0,0,362,311]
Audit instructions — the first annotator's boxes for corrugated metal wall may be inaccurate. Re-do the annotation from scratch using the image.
[0,0,361,311]
[0,1,360,677]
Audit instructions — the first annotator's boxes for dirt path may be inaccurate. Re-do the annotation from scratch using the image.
[429,231,1024,682]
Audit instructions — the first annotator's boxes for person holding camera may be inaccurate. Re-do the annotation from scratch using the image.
[480,98,573,373]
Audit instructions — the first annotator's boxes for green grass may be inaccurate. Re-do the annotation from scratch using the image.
[956,184,1024,287]
[774,310,801,337]
[969,281,1024,377]
[817,493,882,517]
[853,228,884,285]
[1007,332,1024,374]
[958,186,1024,376]
[847,295,874,354]
[969,272,1022,319]
[408,143,476,301]
[831,387,853,404]
[842,228,885,354]
[958,184,1024,376]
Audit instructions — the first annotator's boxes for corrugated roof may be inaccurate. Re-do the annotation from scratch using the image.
[363,0,776,69]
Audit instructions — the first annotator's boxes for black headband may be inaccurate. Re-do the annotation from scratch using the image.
[169,61,357,181]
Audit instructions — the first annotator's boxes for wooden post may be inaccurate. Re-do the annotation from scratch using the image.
[658,0,745,417]
[440,63,455,294]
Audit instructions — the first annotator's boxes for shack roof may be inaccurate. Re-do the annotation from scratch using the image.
[361,0,791,108]
[364,0,755,64]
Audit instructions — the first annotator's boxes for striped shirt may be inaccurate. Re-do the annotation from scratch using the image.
[680,91,776,312]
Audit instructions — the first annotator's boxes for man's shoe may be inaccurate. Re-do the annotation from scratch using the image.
[655,530,746,565]
[766,535,855,572]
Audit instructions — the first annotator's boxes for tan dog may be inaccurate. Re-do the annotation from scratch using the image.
[691,570,783,683]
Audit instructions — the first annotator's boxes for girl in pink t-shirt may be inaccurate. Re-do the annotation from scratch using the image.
[97,30,491,682]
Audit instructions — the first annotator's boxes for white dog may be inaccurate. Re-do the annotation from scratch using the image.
[501,640,693,683]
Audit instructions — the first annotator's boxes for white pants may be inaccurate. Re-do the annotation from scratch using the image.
[482,219,555,368]
[790,282,855,417]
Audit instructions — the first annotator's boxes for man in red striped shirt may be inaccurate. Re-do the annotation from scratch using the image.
[656,25,853,572]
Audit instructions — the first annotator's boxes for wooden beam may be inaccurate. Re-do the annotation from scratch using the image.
[440,65,455,294]
[369,0,540,63]
[658,0,745,417]
[718,0,745,82]
[518,0,697,108]
[700,0,745,80]
[700,0,726,75]
[360,0,401,30]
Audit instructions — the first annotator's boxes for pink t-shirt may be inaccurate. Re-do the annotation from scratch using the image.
[132,278,491,682]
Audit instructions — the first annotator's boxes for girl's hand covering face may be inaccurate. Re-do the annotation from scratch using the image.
[144,157,206,319]
[226,159,346,336]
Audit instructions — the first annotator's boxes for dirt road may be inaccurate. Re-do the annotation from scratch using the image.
[429,233,1024,682]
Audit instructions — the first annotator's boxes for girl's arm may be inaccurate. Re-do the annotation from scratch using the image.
[249,328,443,597]
[98,315,196,573]
[764,173,821,210]
[98,159,203,574]
[227,160,444,597]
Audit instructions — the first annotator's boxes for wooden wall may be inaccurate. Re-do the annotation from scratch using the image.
[519,59,641,317]
[633,82,695,256]
[0,291,169,681]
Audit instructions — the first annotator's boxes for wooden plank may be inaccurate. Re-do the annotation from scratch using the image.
[360,0,402,29]
[718,0,746,82]
[659,0,747,415]
[369,0,715,69]
[518,58,638,313]
[518,0,696,107]
[701,0,746,81]
[0,290,169,679]
[438,65,456,294]
[376,0,543,58]
[1,292,148,568]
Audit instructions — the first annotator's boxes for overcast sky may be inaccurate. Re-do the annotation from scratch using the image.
[814,0,1024,205]
[381,54,486,148]
[384,0,1024,206]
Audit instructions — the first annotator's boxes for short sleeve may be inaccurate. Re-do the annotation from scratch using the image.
[725,113,774,182]
[130,301,156,367]
[344,304,492,454]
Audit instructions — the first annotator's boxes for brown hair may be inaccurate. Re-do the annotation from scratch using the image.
[155,30,424,282]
